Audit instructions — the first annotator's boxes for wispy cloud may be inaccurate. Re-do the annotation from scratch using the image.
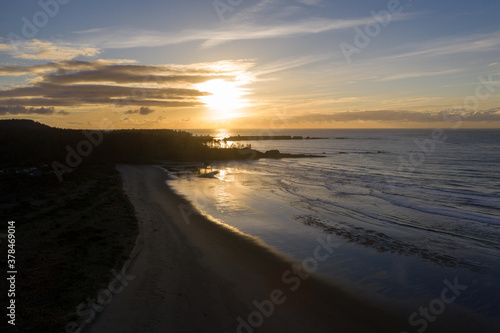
[296,0,323,5]
[0,39,100,61]
[0,105,67,116]
[0,59,136,76]
[0,43,15,51]
[200,18,375,48]
[389,31,500,59]
[228,0,324,23]
[75,14,412,50]
[231,0,279,21]
[289,109,500,123]
[251,54,331,77]
[378,68,464,81]
[228,0,296,23]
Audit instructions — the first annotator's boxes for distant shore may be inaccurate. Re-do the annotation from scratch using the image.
[88,164,407,333]
[224,135,326,141]
[0,119,324,169]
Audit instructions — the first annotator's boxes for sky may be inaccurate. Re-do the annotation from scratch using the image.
[0,0,499,129]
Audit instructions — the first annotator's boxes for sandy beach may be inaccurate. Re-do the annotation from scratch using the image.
[2,1,500,331]
[85,164,409,333]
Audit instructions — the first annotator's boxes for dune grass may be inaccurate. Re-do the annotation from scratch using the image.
[0,165,138,333]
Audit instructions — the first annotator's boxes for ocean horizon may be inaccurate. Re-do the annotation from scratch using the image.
[3,0,500,331]
[167,128,500,330]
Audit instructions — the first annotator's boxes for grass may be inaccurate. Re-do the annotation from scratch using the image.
[0,164,138,333]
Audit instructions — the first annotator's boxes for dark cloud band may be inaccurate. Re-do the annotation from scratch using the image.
[0,105,66,115]
[0,60,236,111]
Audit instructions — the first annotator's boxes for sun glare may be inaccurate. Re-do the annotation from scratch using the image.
[196,79,248,119]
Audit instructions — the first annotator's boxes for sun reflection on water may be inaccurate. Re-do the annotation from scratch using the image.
[216,168,235,182]
[213,129,231,141]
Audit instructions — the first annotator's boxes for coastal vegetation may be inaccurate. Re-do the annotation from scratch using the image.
[0,119,321,332]
[0,165,137,333]
[0,119,321,170]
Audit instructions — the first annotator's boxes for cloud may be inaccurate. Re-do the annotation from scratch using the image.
[0,59,250,109]
[288,109,500,123]
[0,97,201,108]
[0,105,68,115]
[0,43,14,51]
[75,14,412,49]
[227,0,280,22]
[251,54,331,77]
[378,69,464,81]
[296,0,323,5]
[224,0,323,24]
[388,31,500,59]
[42,71,231,85]
[200,15,412,48]
[0,39,100,61]
[0,59,136,76]
[125,107,155,115]
[0,84,208,100]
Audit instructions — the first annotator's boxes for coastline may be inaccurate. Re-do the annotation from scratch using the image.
[87,164,408,333]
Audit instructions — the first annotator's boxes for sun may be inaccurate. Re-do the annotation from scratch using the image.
[196,79,248,119]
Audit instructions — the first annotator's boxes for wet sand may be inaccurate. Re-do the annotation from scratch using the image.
[87,164,408,333]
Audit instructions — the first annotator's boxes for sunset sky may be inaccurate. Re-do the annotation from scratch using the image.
[0,0,499,129]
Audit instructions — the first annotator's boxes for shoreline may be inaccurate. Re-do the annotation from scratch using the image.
[87,164,408,333]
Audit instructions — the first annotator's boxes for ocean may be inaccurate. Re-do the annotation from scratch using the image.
[167,129,500,329]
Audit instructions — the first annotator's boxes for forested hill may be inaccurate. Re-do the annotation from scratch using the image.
[0,119,318,168]
[0,119,52,130]
[0,119,212,167]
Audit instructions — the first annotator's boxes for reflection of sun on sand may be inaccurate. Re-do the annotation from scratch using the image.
[88,165,407,333]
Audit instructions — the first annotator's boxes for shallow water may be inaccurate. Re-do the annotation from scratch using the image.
[167,129,500,328]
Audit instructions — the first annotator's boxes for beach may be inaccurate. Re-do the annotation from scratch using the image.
[87,164,409,333]
[2,1,500,331]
